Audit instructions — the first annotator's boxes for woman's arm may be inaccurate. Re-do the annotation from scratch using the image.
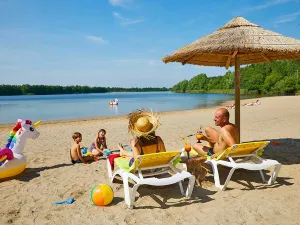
[130,138,140,160]
[103,137,108,149]
[157,136,166,152]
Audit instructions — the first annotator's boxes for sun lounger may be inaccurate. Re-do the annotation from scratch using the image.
[205,141,281,190]
[107,152,195,208]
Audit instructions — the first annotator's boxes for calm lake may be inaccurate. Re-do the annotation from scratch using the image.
[0,92,234,124]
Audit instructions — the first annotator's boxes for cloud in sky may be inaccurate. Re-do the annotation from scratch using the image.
[113,12,144,25]
[85,35,108,44]
[108,0,129,8]
[274,12,300,25]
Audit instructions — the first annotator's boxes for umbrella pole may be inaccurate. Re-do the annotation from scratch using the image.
[234,57,241,143]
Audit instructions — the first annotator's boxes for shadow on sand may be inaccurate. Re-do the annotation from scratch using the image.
[0,163,73,183]
[112,177,216,209]
[261,138,300,165]
[204,167,293,191]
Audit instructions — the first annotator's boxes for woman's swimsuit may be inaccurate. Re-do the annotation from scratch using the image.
[129,137,159,166]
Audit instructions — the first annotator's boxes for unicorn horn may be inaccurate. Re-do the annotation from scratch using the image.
[34,120,42,127]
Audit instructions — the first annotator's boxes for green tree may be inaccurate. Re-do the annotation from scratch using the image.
[186,73,208,91]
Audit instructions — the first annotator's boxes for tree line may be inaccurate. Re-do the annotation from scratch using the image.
[0,85,169,96]
[172,60,300,95]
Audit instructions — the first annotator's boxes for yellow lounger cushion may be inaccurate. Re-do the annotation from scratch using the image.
[114,151,180,172]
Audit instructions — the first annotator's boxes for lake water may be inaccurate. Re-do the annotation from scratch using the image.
[0,92,234,124]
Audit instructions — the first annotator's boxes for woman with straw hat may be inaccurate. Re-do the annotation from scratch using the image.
[118,108,166,165]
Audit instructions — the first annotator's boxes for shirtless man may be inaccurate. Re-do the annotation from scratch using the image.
[193,108,238,158]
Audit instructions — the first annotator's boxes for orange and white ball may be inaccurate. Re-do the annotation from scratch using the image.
[90,184,114,206]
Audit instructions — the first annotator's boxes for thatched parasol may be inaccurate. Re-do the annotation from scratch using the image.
[162,16,300,142]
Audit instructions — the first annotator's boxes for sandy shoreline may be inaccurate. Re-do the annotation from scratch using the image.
[1,95,300,225]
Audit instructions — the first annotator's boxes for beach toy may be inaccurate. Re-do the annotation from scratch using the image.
[0,148,13,166]
[109,101,118,105]
[0,155,8,166]
[81,147,88,155]
[54,197,75,205]
[103,149,112,158]
[81,148,93,157]
[0,119,41,179]
[90,184,114,206]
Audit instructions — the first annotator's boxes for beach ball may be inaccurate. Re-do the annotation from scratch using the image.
[90,184,114,206]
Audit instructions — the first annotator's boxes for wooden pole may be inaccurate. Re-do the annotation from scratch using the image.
[234,56,241,143]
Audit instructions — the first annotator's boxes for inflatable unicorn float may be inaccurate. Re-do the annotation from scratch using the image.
[0,119,41,179]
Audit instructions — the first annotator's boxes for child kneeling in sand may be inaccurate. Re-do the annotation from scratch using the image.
[70,132,94,164]
[89,129,108,156]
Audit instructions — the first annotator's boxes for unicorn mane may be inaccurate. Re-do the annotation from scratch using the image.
[5,120,32,149]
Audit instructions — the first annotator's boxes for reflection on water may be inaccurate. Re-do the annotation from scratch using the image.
[0,92,234,124]
[109,105,119,115]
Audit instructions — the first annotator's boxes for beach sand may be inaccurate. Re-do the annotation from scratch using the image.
[1,96,300,225]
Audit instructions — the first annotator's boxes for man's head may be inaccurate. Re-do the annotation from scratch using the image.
[214,108,230,127]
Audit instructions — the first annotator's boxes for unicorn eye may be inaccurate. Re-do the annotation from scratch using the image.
[30,127,34,131]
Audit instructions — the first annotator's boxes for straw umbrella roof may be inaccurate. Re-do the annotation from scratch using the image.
[162,17,300,68]
[162,16,300,143]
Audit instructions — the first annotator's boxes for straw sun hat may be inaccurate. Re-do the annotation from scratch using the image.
[127,108,160,138]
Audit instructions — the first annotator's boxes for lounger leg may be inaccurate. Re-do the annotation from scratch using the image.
[109,169,123,184]
[268,164,281,185]
[179,181,184,195]
[208,161,222,189]
[122,174,131,208]
[222,168,236,190]
[186,176,195,198]
[130,184,140,209]
[259,170,266,183]
[107,159,113,181]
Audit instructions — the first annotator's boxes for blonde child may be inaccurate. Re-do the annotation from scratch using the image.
[70,132,94,164]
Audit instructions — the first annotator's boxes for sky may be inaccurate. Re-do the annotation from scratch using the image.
[0,0,299,88]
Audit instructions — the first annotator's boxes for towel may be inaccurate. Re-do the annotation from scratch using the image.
[108,154,120,170]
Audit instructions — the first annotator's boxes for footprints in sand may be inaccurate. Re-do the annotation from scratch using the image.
[70,189,86,199]
[5,208,20,224]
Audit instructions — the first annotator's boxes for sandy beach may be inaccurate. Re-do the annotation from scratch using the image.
[1,95,300,225]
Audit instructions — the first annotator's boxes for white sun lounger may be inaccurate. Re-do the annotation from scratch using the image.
[107,151,195,209]
[205,141,281,190]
